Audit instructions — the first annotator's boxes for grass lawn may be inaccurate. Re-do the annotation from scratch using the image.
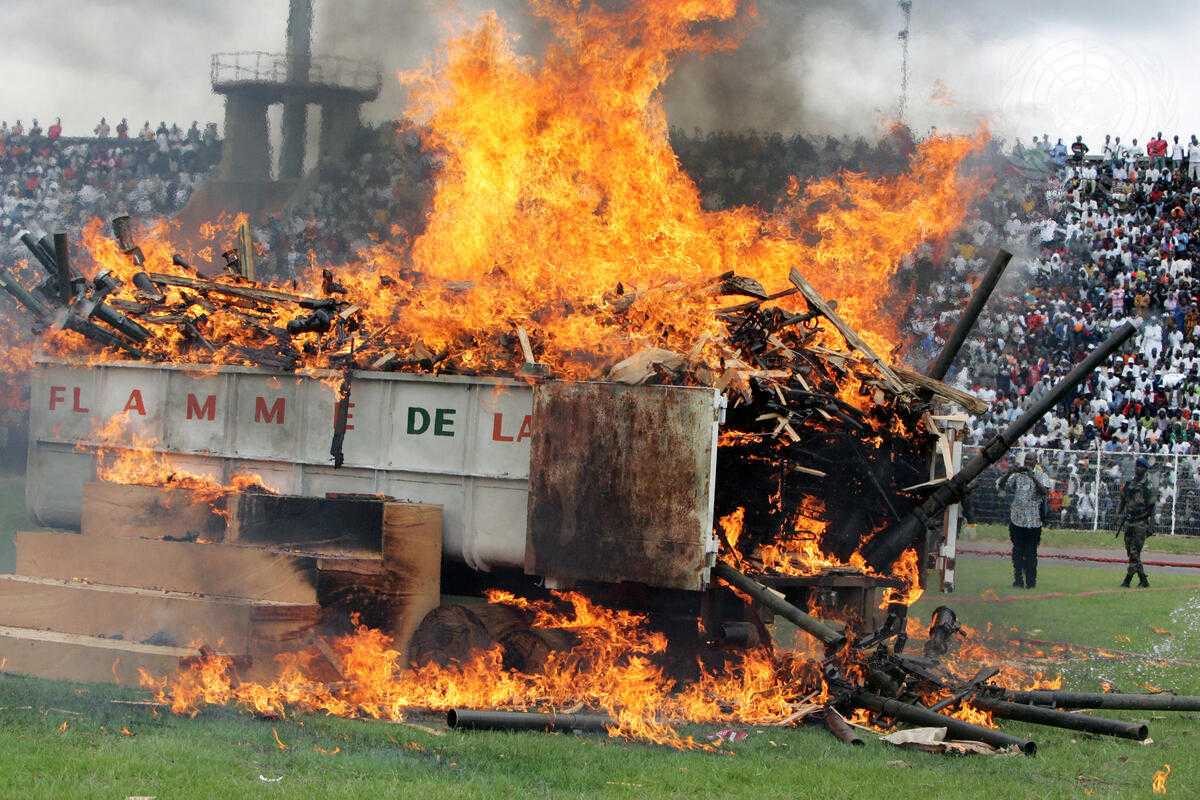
[0,474,1197,798]
[967,522,1200,556]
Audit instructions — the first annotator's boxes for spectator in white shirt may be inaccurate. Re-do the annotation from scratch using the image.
[1172,135,1187,168]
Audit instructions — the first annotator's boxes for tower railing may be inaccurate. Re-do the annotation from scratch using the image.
[211,51,382,95]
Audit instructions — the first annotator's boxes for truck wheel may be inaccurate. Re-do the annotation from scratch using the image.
[408,603,528,668]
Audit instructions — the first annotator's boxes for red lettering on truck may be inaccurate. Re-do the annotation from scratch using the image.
[186,393,217,421]
[50,386,90,413]
[334,400,355,431]
[492,413,532,443]
[255,396,286,425]
[123,389,146,416]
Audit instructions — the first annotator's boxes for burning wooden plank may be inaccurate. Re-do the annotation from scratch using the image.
[788,267,910,397]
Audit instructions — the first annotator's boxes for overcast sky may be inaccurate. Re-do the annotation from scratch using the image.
[2,0,1196,148]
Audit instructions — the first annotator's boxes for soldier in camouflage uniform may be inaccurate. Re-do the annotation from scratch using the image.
[1118,457,1157,588]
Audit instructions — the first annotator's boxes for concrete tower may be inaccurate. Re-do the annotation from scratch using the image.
[199,2,380,219]
[279,0,314,181]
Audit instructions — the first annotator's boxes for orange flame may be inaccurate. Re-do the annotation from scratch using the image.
[82,411,273,504]
[9,2,984,385]
[879,548,923,608]
[141,590,824,749]
[1153,764,1171,795]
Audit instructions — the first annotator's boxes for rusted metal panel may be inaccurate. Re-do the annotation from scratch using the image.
[525,381,723,591]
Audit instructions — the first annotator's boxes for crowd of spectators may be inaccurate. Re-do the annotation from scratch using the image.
[897,131,1200,530]
[0,116,221,264]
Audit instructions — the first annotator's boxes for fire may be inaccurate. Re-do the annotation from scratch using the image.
[83,411,273,503]
[1153,764,1172,795]
[1,1,984,387]
[390,0,984,375]
[142,590,825,749]
[879,549,924,608]
[718,507,746,554]
[948,701,994,728]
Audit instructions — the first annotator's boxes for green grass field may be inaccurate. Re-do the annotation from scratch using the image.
[1,475,1198,799]
[968,523,1200,555]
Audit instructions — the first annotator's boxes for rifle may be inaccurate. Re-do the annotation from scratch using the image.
[1113,510,1127,539]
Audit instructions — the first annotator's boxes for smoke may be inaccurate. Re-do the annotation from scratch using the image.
[662,0,893,134]
[310,0,1007,139]
[0,0,284,134]
[314,0,549,125]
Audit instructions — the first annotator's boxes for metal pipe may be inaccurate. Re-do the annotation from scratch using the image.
[52,233,75,305]
[822,706,864,746]
[92,303,153,343]
[971,696,1148,741]
[0,267,50,318]
[926,250,1012,381]
[110,215,136,253]
[1002,691,1200,712]
[19,232,59,280]
[58,309,143,358]
[851,691,1036,755]
[711,561,847,649]
[446,709,612,733]
[861,322,1136,572]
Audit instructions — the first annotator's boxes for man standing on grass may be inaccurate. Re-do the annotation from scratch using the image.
[1118,457,1157,587]
[996,451,1052,589]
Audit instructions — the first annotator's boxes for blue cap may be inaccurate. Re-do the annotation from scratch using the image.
[1136,457,1150,469]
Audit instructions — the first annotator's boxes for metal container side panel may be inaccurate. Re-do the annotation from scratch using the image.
[299,376,388,468]
[466,480,530,572]
[163,371,233,453]
[25,444,96,529]
[525,382,721,591]
[230,373,304,461]
[27,361,533,572]
[384,380,472,474]
[470,385,534,479]
[94,367,168,439]
[33,363,102,443]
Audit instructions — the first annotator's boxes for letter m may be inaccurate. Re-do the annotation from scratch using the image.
[255,396,285,425]
[186,393,217,421]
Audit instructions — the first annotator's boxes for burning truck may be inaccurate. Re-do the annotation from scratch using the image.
[2,0,1196,753]
[6,214,1183,751]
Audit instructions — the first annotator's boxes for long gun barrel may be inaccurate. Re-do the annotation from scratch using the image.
[1000,690,1200,712]
[926,250,1012,381]
[0,267,51,319]
[850,691,1036,755]
[52,233,77,305]
[19,232,60,281]
[712,561,847,649]
[861,322,1136,572]
[970,695,1148,741]
[447,709,612,733]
